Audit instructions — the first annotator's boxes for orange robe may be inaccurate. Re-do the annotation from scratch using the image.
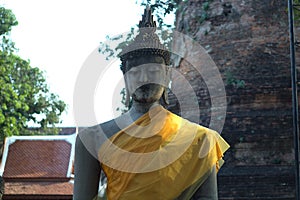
[98,106,229,200]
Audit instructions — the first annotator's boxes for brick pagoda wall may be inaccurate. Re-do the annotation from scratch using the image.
[167,0,297,199]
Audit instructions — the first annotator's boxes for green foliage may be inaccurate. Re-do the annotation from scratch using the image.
[0,7,18,52]
[140,0,181,28]
[225,70,245,89]
[116,88,132,115]
[198,1,210,24]
[202,2,210,11]
[0,6,66,141]
[294,0,300,24]
[99,27,136,61]
[0,7,18,35]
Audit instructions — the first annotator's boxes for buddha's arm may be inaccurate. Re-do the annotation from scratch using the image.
[73,135,101,200]
[175,165,218,200]
[191,166,218,200]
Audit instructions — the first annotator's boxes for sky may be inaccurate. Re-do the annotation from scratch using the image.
[1,0,146,127]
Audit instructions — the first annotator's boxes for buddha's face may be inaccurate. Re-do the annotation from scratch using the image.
[125,55,168,104]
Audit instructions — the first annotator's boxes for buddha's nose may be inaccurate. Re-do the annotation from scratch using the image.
[139,70,149,83]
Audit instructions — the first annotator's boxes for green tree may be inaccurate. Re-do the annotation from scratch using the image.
[0,6,66,142]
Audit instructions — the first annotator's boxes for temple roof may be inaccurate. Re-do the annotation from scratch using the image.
[0,134,76,199]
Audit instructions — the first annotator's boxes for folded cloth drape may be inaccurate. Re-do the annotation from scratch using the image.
[98,105,229,200]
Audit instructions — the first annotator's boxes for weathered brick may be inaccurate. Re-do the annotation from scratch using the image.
[167,0,297,198]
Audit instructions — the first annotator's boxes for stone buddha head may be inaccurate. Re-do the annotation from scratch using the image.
[119,6,170,106]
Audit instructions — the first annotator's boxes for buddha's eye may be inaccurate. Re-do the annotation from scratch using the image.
[128,68,141,75]
[148,69,160,73]
[148,66,161,72]
[128,70,139,75]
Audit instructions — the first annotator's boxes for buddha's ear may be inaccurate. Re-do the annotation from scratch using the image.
[162,66,171,105]
[162,87,169,105]
[125,88,131,107]
[165,66,171,87]
[123,78,131,107]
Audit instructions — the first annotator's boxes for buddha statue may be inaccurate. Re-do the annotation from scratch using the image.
[73,6,229,200]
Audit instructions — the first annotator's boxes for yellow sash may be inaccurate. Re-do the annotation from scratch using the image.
[98,106,229,200]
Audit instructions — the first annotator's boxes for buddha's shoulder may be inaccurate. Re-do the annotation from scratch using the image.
[77,117,123,139]
[179,117,219,136]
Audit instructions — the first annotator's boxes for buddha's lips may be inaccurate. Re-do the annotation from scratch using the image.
[134,83,162,92]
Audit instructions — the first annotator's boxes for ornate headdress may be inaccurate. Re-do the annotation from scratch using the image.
[119,6,170,73]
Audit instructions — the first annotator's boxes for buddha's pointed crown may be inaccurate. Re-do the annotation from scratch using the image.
[119,5,170,73]
[139,5,156,29]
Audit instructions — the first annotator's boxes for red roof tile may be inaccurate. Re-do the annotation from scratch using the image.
[3,140,72,180]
